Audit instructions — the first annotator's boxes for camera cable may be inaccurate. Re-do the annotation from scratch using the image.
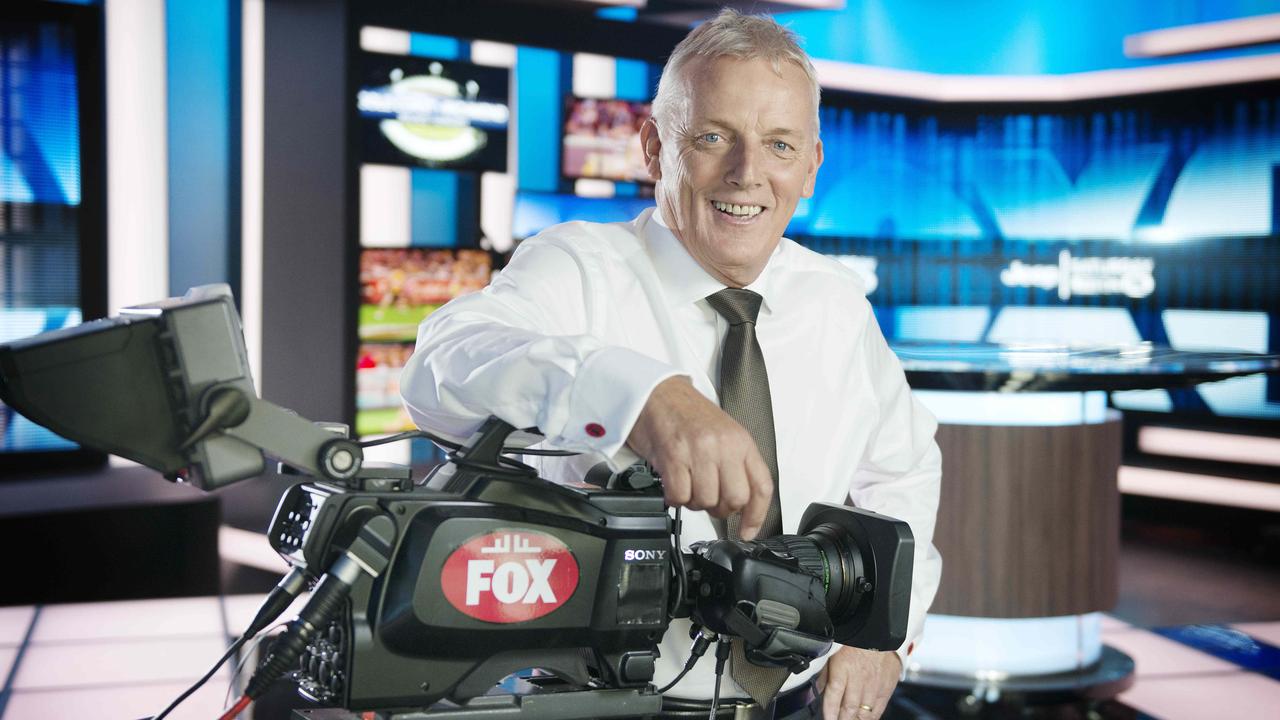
[150,567,309,720]
[710,638,731,720]
[221,621,289,711]
[669,507,687,619]
[151,635,248,720]
[657,624,716,694]
[229,515,395,718]
[358,428,580,456]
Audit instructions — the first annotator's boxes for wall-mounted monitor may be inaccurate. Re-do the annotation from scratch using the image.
[356,341,417,437]
[561,97,652,183]
[357,52,510,172]
[356,248,492,438]
[359,248,492,342]
[0,3,106,473]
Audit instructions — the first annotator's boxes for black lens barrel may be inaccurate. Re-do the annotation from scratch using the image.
[757,523,865,624]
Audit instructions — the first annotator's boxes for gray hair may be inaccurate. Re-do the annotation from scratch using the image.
[651,9,821,134]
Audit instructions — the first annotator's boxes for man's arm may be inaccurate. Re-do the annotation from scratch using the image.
[401,240,677,459]
[849,324,943,664]
[820,315,943,720]
[401,238,773,535]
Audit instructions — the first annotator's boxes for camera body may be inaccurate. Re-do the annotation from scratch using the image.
[270,419,914,712]
[272,454,672,709]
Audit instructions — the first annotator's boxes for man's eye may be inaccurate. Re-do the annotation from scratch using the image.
[773,141,793,152]
[702,133,722,143]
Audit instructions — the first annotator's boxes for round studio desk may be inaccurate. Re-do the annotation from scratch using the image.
[889,341,1280,701]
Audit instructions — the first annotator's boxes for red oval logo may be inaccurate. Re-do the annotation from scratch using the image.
[441,529,580,623]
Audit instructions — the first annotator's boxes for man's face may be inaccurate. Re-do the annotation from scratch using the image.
[642,55,823,287]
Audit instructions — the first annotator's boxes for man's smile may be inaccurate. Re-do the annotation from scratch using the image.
[710,199,766,223]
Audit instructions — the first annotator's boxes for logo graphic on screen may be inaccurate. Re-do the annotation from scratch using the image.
[357,54,510,172]
[1001,250,1155,300]
[441,530,580,623]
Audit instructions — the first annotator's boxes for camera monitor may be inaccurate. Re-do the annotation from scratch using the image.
[0,285,359,490]
[0,285,263,487]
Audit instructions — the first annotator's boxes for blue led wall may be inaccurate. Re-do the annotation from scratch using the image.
[0,16,85,452]
[793,84,1280,420]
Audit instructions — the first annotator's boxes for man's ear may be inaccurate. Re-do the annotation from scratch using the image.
[802,138,824,198]
[640,117,663,182]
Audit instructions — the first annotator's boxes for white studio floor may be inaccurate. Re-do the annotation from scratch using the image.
[0,593,1277,720]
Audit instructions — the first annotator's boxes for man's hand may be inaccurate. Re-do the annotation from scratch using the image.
[817,647,902,720]
[627,377,773,539]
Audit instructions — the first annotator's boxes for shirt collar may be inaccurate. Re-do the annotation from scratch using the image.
[645,205,784,316]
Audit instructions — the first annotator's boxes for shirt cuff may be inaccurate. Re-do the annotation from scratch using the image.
[894,639,916,679]
[552,345,682,466]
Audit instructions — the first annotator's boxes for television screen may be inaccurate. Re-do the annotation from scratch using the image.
[796,82,1280,423]
[356,248,492,437]
[356,341,417,437]
[357,52,510,172]
[0,4,104,468]
[562,97,652,183]
[359,248,492,343]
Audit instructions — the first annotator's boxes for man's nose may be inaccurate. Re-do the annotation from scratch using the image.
[724,140,762,188]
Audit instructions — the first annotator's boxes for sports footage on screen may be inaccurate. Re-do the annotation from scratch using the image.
[358,248,492,342]
[357,52,510,172]
[356,342,417,436]
[356,248,492,437]
[561,97,652,183]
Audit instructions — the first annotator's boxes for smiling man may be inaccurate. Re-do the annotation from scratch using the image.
[401,10,941,720]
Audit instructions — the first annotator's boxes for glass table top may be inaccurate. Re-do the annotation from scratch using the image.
[890,341,1280,392]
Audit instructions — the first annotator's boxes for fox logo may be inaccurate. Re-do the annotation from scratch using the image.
[442,529,579,623]
[464,558,557,605]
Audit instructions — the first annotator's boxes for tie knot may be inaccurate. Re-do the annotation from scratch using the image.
[706,288,763,325]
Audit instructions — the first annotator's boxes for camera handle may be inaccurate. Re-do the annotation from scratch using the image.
[720,603,831,674]
[180,383,366,485]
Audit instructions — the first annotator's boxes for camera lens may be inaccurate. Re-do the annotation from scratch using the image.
[757,522,866,623]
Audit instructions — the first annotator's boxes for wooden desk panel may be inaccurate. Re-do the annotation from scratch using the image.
[930,416,1122,618]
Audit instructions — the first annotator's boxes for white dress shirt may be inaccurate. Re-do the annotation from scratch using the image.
[401,207,942,701]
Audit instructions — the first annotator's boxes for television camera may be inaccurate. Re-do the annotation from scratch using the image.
[0,285,914,720]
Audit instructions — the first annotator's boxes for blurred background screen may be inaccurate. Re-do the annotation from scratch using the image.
[788,82,1280,423]
[0,6,103,466]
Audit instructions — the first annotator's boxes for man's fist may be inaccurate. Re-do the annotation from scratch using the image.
[817,647,902,720]
[627,377,773,540]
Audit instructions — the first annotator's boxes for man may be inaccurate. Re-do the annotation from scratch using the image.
[401,10,941,720]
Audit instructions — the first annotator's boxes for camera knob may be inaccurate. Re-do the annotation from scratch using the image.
[319,438,362,481]
[618,466,658,490]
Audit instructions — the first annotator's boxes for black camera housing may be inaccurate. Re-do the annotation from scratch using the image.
[272,451,673,710]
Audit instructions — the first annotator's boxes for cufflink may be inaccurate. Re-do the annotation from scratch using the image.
[585,423,606,438]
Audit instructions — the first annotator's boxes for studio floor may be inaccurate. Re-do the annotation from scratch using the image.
[0,518,1276,720]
